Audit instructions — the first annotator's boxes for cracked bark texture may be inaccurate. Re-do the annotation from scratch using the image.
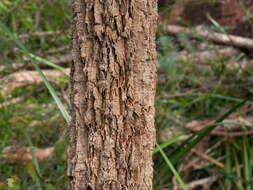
[69,0,157,189]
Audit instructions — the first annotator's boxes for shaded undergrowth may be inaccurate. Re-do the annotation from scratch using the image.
[1,0,253,189]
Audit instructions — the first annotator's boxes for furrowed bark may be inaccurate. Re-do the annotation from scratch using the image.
[69,0,157,189]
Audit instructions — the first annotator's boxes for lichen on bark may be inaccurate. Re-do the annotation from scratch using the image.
[69,0,157,189]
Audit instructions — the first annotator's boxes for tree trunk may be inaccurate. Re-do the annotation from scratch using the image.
[69,0,157,189]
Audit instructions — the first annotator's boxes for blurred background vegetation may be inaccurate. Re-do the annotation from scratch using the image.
[1,0,253,189]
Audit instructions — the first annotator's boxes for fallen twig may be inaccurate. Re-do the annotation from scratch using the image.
[18,30,62,39]
[44,46,69,54]
[175,47,240,64]
[163,25,253,49]
[162,90,195,99]
[1,68,70,95]
[184,117,253,136]
[2,146,54,164]
[172,168,217,190]
[0,86,44,109]
[192,148,224,168]
[187,176,218,189]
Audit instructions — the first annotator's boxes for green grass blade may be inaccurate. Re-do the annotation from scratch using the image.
[210,94,253,105]
[28,53,68,75]
[24,133,43,190]
[243,137,251,190]
[171,96,251,163]
[225,143,232,190]
[34,67,71,123]
[0,22,71,124]
[233,147,244,190]
[154,134,183,154]
[156,143,188,190]
[168,133,195,158]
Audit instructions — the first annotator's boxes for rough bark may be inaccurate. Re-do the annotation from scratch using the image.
[69,0,157,190]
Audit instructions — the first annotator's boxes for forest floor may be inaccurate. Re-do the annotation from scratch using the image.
[1,0,253,189]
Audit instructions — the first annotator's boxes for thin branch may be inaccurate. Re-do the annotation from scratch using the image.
[1,68,70,95]
[184,117,253,136]
[0,86,44,109]
[18,30,62,39]
[187,176,218,189]
[2,146,55,164]
[163,24,253,49]
[192,148,224,168]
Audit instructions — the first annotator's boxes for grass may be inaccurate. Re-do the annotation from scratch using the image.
[1,0,253,189]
